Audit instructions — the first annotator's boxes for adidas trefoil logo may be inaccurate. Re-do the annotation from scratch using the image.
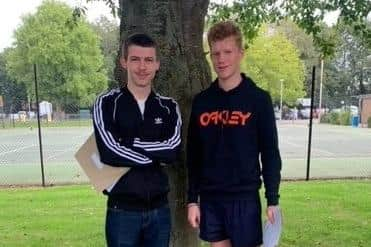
[154,117,163,124]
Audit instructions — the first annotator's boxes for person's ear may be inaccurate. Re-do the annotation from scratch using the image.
[120,57,127,69]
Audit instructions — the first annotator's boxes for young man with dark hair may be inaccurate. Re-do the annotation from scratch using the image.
[93,33,182,247]
[187,21,282,247]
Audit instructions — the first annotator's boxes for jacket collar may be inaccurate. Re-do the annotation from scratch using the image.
[211,73,255,95]
[120,86,156,102]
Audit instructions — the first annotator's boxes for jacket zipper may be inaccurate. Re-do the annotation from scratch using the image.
[142,100,150,209]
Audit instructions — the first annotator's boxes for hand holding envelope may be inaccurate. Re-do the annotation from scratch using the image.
[263,206,282,247]
[75,134,129,192]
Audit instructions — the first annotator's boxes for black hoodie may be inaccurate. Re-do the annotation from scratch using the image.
[187,74,281,206]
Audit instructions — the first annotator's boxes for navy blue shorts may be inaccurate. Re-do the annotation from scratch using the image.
[199,196,262,247]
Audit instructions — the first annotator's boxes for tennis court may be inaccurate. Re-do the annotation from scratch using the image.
[0,121,370,185]
[278,121,371,178]
[0,127,92,184]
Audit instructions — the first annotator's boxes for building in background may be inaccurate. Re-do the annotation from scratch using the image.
[359,95,371,127]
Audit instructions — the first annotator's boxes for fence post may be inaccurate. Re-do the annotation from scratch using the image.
[34,64,46,187]
[306,66,316,181]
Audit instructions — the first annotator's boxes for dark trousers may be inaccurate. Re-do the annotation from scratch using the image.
[105,205,171,247]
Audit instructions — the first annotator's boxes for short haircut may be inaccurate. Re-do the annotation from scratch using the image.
[207,21,243,49]
[121,33,157,59]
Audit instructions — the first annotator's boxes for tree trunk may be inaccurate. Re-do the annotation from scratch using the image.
[117,0,211,246]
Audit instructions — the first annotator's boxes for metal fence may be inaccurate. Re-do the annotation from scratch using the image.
[0,111,93,186]
[1,109,371,186]
[1,68,371,186]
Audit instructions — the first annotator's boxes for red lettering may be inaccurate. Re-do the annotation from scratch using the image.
[209,111,218,125]
[199,111,252,127]
[238,112,251,125]
[228,112,239,125]
[200,112,210,126]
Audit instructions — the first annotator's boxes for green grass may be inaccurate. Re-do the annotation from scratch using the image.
[0,185,105,247]
[0,180,370,246]
[0,164,89,185]
[279,180,371,247]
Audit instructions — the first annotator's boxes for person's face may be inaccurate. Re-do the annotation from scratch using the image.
[120,45,160,88]
[210,36,243,81]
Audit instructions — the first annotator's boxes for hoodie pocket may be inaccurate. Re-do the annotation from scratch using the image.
[238,156,261,184]
[201,152,239,186]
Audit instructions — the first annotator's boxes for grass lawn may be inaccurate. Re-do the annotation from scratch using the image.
[0,185,106,247]
[0,164,88,185]
[0,180,370,246]
[279,180,370,247]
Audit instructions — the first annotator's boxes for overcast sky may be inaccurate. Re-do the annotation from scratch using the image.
[0,0,340,52]
[0,0,118,52]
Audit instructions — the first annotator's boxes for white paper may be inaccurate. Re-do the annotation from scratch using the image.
[90,153,104,169]
[75,134,129,192]
[263,206,282,247]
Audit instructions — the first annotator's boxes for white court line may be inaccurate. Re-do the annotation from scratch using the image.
[0,144,37,157]
[0,133,88,158]
[323,128,371,137]
[311,147,335,156]
[284,156,371,160]
[45,147,76,161]
[44,133,90,161]
[281,139,302,148]
[281,139,335,156]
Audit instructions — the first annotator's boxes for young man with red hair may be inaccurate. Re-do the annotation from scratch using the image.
[187,21,282,247]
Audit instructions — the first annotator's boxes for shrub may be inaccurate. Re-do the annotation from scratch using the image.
[329,112,340,125]
[320,113,331,123]
[339,111,351,126]
[368,116,371,128]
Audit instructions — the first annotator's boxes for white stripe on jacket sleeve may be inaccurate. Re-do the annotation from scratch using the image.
[93,89,152,164]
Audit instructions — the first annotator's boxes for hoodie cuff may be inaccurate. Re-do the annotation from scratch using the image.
[267,195,279,206]
[187,193,198,204]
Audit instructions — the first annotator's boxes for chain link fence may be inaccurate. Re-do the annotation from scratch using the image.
[0,89,93,186]
[0,91,371,186]
[280,93,371,180]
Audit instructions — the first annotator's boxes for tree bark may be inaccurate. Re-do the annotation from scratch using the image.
[117,1,210,246]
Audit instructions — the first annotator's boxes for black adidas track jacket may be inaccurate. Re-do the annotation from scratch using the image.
[93,87,181,210]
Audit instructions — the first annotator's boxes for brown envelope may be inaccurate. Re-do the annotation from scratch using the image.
[75,134,129,192]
